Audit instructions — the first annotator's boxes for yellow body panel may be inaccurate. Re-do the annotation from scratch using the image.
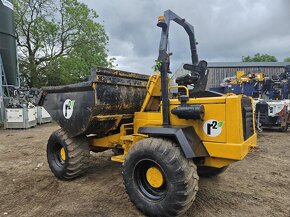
[203,133,256,160]
[88,72,257,167]
[141,74,162,112]
[225,95,244,143]
[170,97,226,104]
[204,158,235,168]
[134,112,162,134]
[169,102,226,143]
[89,133,121,148]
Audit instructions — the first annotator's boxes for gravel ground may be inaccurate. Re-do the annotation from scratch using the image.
[0,123,289,217]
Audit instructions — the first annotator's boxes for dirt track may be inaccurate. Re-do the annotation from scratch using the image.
[0,123,289,217]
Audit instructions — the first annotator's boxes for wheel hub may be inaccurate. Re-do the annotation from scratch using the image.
[60,147,66,161]
[146,166,164,188]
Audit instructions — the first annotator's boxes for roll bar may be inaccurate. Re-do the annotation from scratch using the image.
[157,10,199,125]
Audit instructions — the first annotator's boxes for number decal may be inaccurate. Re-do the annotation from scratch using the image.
[203,119,223,137]
[63,99,75,119]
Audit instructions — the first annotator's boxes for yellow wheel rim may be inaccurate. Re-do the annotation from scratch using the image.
[146,166,164,188]
[60,147,66,161]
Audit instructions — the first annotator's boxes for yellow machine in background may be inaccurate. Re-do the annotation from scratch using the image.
[224,70,266,85]
[220,70,266,98]
[238,71,266,83]
[40,10,257,217]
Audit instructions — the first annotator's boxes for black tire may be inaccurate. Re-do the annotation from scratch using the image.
[47,129,90,180]
[280,125,288,132]
[197,166,228,178]
[123,138,198,217]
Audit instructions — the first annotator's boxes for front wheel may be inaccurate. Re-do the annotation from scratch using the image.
[123,138,199,217]
[47,129,90,180]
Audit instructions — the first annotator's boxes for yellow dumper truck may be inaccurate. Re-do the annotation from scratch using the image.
[38,10,257,217]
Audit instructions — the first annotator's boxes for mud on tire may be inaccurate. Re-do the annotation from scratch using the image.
[123,137,199,217]
[47,129,90,180]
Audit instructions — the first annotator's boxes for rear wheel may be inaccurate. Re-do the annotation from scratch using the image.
[197,166,228,177]
[123,138,199,217]
[281,125,288,132]
[47,129,90,180]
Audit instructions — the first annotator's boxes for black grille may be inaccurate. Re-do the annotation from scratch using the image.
[241,97,254,140]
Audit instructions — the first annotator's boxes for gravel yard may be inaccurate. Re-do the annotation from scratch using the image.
[0,123,289,217]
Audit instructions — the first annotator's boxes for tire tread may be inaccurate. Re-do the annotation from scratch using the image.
[123,137,199,217]
[47,129,90,180]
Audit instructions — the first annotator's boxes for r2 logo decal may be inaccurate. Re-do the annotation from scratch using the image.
[63,99,75,119]
[203,119,224,137]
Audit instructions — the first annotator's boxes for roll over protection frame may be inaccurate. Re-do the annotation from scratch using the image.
[157,10,199,125]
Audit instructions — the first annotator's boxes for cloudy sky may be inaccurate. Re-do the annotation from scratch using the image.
[81,0,290,74]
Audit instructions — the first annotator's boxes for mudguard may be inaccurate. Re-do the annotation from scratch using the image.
[138,125,209,158]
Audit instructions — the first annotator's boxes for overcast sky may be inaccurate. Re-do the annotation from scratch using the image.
[81,0,290,74]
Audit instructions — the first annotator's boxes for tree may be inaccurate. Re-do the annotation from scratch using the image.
[242,53,277,62]
[284,57,290,62]
[15,0,114,87]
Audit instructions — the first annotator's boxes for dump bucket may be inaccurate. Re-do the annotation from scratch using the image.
[37,67,149,137]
